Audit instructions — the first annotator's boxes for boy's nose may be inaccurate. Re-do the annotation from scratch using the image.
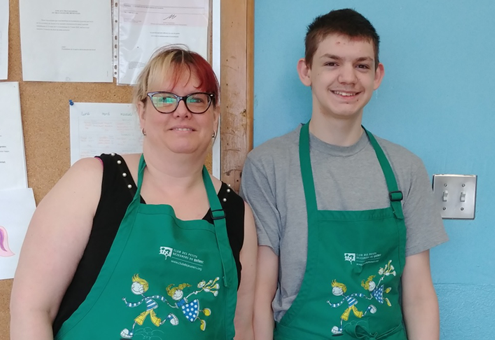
[338,64,357,84]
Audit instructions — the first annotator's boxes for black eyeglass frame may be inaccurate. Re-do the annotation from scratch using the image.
[146,91,215,114]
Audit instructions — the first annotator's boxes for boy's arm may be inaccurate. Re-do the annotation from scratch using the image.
[254,246,278,340]
[401,250,439,340]
[240,153,282,340]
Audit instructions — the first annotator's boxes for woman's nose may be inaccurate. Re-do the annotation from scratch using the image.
[173,99,191,118]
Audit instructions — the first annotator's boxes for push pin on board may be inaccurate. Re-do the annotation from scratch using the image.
[69,99,74,106]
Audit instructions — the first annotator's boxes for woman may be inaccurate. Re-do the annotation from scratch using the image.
[10,46,257,340]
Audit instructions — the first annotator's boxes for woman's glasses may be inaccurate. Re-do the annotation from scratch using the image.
[147,92,214,114]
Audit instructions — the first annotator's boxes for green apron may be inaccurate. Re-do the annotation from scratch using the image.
[274,123,407,340]
[56,155,238,340]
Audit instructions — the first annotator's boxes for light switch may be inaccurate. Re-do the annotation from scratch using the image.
[442,190,448,202]
[432,174,477,219]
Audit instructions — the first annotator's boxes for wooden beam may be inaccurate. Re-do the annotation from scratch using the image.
[220,0,254,192]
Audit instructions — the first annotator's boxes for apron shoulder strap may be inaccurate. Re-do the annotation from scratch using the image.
[363,128,404,220]
[299,123,319,215]
[202,166,235,288]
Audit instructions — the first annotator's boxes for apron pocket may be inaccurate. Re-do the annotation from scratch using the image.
[343,320,406,340]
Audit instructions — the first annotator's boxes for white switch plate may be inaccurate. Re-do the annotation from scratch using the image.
[432,174,477,219]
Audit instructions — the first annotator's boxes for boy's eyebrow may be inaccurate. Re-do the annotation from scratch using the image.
[320,54,342,60]
[320,54,374,63]
[355,56,374,63]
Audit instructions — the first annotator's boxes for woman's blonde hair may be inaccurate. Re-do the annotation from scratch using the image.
[133,45,219,109]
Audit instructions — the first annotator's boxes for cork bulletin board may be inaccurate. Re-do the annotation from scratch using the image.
[0,0,215,337]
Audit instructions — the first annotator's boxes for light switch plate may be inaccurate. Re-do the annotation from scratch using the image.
[432,174,477,219]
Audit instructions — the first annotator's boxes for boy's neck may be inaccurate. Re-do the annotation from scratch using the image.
[308,114,364,146]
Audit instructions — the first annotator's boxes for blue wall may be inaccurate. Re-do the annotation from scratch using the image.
[254,1,495,339]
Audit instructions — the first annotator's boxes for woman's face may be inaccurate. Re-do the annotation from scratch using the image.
[138,68,219,157]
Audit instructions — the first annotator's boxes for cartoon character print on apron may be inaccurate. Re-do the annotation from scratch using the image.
[274,123,408,340]
[56,155,238,340]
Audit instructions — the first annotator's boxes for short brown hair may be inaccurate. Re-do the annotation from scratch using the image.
[305,9,380,69]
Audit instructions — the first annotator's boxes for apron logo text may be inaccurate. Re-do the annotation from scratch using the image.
[159,246,204,271]
[160,246,173,259]
[344,253,356,264]
[344,252,382,266]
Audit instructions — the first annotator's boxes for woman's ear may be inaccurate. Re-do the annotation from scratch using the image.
[137,101,146,129]
[212,107,220,137]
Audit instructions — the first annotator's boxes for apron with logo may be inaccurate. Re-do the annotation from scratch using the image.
[274,123,407,340]
[56,155,237,340]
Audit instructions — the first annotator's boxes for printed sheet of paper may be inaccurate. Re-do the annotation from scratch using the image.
[19,0,113,82]
[0,82,28,190]
[0,0,8,80]
[0,188,36,280]
[117,0,209,85]
[70,102,143,164]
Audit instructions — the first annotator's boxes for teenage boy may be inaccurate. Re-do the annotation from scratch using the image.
[240,8,448,340]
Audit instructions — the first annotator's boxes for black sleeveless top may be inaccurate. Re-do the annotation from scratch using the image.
[53,153,245,335]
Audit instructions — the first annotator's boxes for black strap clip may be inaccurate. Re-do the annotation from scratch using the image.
[389,191,403,202]
[211,209,225,220]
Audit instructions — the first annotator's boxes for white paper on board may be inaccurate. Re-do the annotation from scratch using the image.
[117,0,209,85]
[69,102,143,165]
[0,188,36,280]
[0,0,9,80]
[19,0,113,82]
[0,82,28,190]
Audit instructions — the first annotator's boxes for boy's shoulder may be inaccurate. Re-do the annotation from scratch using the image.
[247,126,301,162]
[372,134,426,171]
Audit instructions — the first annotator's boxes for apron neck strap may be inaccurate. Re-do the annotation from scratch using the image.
[135,155,234,288]
[202,166,223,219]
[299,122,319,214]
[201,166,235,288]
[363,127,404,219]
[299,123,404,219]
[134,154,147,199]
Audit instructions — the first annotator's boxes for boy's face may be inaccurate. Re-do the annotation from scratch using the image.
[298,34,384,121]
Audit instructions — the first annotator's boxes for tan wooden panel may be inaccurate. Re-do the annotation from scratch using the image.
[220,0,254,192]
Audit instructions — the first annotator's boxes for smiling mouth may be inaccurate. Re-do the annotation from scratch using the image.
[172,127,193,131]
[332,90,360,97]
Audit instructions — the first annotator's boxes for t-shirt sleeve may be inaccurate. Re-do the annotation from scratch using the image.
[240,153,282,256]
[402,157,449,256]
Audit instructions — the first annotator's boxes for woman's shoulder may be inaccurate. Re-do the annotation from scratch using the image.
[96,153,141,185]
[211,176,244,207]
[120,153,142,165]
[96,152,140,163]
[55,157,103,197]
[70,156,104,173]
[219,182,243,205]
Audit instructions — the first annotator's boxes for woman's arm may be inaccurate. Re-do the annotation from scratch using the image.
[401,250,440,340]
[10,157,103,340]
[234,203,257,340]
[253,246,278,340]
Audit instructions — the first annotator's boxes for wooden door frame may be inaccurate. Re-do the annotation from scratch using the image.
[220,0,254,192]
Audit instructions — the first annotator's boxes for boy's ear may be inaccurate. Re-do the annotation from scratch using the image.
[373,62,385,90]
[297,58,312,87]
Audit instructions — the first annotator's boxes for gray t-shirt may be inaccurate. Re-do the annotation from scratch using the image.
[240,125,448,322]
